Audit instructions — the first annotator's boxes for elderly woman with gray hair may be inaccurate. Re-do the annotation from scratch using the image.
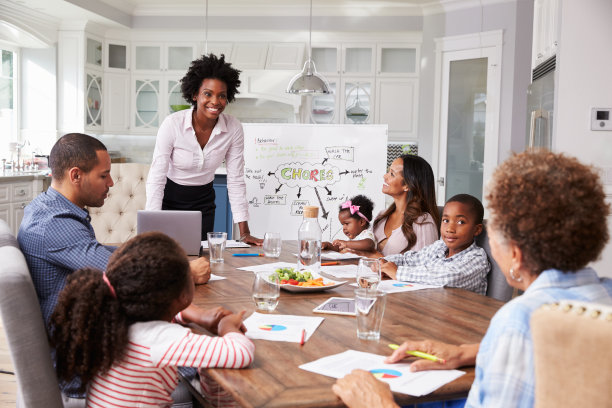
[332,150,612,408]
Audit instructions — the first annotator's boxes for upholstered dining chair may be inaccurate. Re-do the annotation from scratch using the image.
[531,300,612,408]
[0,219,64,408]
[89,162,150,244]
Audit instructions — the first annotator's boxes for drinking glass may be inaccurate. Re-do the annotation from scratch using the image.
[355,288,387,340]
[263,232,282,258]
[207,232,227,263]
[356,258,381,290]
[252,271,280,312]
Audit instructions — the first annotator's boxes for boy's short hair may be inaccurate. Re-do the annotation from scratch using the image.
[445,194,484,224]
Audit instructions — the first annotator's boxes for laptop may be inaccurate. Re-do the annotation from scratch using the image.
[137,210,202,255]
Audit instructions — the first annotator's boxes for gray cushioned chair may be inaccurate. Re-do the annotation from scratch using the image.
[0,219,64,408]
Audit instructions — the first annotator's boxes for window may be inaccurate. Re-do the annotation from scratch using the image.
[0,46,18,160]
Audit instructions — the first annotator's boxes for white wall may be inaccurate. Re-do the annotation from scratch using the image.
[555,0,612,277]
[20,46,57,154]
[418,1,533,167]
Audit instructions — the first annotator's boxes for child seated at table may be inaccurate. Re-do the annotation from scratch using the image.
[322,195,376,252]
[50,232,254,408]
[380,194,490,295]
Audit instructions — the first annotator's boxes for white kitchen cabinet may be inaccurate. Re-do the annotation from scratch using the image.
[532,0,559,68]
[376,44,419,77]
[85,69,103,131]
[342,43,376,76]
[106,40,129,71]
[204,42,233,59]
[309,78,339,124]
[376,77,419,141]
[132,42,197,73]
[342,78,375,124]
[0,178,44,236]
[230,43,269,70]
[104,72,130,132]
[266,43,305,70]
[131,74,188,132]
[312,45,341,76]
[85,36,103,69]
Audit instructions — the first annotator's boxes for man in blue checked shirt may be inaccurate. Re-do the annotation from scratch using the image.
[18,133,225,399]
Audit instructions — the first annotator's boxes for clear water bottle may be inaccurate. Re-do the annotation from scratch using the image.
[297,205,322,273]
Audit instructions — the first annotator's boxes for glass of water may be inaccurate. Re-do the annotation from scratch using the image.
[263,232,282,258]
[357,258,381,290]
[252,271,280,312]
[207,232,227,263]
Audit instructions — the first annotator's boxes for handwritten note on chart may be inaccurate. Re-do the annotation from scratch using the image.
[243,124,387,241]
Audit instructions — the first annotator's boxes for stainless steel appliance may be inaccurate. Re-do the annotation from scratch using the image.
[526,56,556,149]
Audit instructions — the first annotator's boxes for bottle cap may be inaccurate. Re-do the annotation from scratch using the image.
[303,206,319,218]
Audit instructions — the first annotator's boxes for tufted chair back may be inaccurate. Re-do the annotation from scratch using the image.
[89,163,150,244]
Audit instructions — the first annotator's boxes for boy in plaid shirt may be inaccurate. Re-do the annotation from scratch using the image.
[381,194,490,295]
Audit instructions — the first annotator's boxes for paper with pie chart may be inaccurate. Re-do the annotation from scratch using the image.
[243,312,324,343]
[349,280,442,293]
[299,350,464,396]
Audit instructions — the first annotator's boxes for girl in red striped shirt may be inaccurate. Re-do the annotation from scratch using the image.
[50,232,254,407]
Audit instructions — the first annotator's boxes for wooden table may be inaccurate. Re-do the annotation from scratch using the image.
[192,241,502,408]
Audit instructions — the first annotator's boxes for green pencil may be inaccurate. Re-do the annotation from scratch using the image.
[388,343,447,364]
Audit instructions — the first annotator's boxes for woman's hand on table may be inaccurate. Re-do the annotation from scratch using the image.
[189,257,211,284]
[345,248,385,258]
[332,369,399,408]
[385,340,479,371]
[241,233,263,246]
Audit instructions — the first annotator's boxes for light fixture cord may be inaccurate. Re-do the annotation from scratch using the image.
[205,0,209,54]
[308,0,313,61]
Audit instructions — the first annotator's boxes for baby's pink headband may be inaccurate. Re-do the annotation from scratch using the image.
[341,200,370,222]
[103,272,117,298]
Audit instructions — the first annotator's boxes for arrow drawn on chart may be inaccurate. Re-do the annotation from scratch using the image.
[314,187,329,219]
[324,187,332,195]
[339,170,349,175]
[297,188,302,198]
[268,171,275,176]
[322,158,328,165]
[275,184,283,193]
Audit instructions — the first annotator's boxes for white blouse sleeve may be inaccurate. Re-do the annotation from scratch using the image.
[146,118,176,210]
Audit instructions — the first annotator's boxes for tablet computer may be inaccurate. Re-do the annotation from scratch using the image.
[313,297,357,316]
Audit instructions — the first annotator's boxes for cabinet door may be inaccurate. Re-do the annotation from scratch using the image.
[341,78,375,124]
[230,43,268,70]
[166,43,196,72]
[376,44,419,77]
[133,44,162,71]
[376,78,418,141]
[132,76,163,131]
[11,201,28,236]
[106,41,129,71]
[204,42,233,59]
[85,71,103,130]
[312,45,341,75]
[166,77,191,117]
[266,43,305,70]
[310,79,339,124]
[0,203,10,233]
[341,44,375,76]
[104,73,130,132]
[86,37,103,68]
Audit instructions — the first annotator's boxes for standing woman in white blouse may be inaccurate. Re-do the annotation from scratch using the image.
[146,54,262,244]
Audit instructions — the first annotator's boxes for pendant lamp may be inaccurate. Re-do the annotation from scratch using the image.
[286,0,330,94]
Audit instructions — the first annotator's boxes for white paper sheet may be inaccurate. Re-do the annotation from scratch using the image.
[320,264,359,279]
[201,239,251,249]
[299,350,464,396]
[243,312,324,343]
[237,261,296,273]
[349,280,442,293]
[208,274,226,281]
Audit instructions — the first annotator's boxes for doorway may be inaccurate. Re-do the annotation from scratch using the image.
[432,31,502,211]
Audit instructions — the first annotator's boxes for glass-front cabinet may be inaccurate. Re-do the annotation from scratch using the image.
[133,43,196,73]
[376,44,419,76]
[312,45,341,76]
[342,80,374,124]
[86,38,103,68]
[342,44,375,76]
[310,80,338,124]
[85,71,103,130]
[133,77,161,130]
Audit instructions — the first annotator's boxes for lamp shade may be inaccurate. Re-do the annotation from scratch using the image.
[286,61,331,95]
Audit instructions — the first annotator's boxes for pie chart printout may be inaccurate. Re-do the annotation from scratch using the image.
[370,368,402,379]
[259,324,287,332]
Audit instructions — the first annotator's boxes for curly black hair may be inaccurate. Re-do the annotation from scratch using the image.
[339,195,375,227]
[181,53,241,106]
[50,232,191,391]
[486,150,609,274]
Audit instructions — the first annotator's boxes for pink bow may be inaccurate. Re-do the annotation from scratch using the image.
[341,201,370,222]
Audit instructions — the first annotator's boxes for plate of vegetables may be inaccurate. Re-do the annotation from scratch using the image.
[270,267,347,292]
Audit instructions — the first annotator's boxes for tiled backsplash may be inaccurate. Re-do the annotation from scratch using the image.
[94,134,157,163]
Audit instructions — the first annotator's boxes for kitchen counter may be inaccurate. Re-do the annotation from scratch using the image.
[0,171,52,182]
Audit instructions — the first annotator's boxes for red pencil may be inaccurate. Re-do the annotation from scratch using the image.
[300,329,306,345]
[321,261,340,266]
